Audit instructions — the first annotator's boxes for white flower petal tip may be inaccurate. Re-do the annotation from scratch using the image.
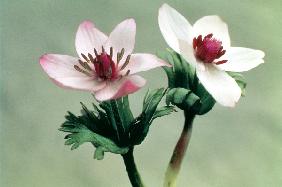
[218,47,265,72]
[94,75,146,101]
[105,18,136,58]
[75,20,108,57]
[160,3,170,8]
[124,18,136,25]
[79,20,94,29]
[159,3,176,14]
[158,3,193,53]
[39,54,48,66]
[115,18,136,32]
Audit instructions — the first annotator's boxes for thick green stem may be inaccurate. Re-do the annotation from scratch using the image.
[164,111,195,187]
[122,147,145,187]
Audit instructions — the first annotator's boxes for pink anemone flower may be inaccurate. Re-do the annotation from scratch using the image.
[40,19,170,101]
[158,4,265,107]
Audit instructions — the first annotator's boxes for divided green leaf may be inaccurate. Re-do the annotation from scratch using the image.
[129,88,175,145]
[59,104,129,160]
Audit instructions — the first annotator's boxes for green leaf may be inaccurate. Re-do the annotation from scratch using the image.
[170,50,186,87]
[99,101,121,142]
[98,97,135,146]
[193,83,216,115]
[158,49,197,89]
[129,88,171,145]
[65,111,80,123]
[121,96,134,125]
[61,122,129,160]
[228,72,247,96]
[94,146,105,160]
[152,106,176,120]
[60,103,130,159]
[166,88,201,111]
[179,55,196,88]
[142,88,166,123]
[157,50,175,88]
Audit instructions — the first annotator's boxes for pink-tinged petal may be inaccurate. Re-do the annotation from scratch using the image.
[158,4,193,53]
[105,19,136,63]
[75,20,108,58]
[193,16,231,48]
[218,47,265,72]
[196,64,241,107]
[40,54,106,92]
[94,75,146,101]
[120,53,171,75]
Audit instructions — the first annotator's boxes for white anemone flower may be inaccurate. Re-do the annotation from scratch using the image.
[158,4,265,107]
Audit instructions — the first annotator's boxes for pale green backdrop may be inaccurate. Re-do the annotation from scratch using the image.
[1,0,281,186]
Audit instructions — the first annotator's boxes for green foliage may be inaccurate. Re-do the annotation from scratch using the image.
[158,49,215,114]
[60,109,129,160]
[166,88,200,111]
[129,88,174,145]
[60,120,129,160]
[158,49,247,115]
[59,91,174,159]
[228,72,247,96]
[152,106,175,120]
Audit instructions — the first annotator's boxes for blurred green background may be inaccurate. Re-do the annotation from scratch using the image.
[1,0,281,186]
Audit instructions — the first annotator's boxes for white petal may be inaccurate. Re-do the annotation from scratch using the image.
[178,39,197,67]
[40,54,105,92]
[193,16,231,48]
[94,75,146,101]
[105,19,136,63]
[75,20,108,58]
[158,3,193,53]
[196,64,241,107]
[218,47,265,72]
[120,53,171,75]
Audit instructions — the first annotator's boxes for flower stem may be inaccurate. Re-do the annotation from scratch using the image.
[122,147,145,187]
[164,111,195,187]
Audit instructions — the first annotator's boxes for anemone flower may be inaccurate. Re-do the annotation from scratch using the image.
[158,4,265,107]
[40,19,170,101]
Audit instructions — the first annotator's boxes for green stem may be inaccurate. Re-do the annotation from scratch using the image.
[122,147,145,187]
[164,111,195,187]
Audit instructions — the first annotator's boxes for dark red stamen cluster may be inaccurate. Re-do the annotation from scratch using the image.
[193,33,227,65]
[93,52,118,80]
[75,47,131,81]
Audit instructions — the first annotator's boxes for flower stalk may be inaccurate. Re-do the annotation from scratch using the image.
[122,147,145,187]
[164,111,195,187]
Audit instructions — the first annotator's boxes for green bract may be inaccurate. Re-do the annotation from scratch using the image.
[228,72,247,96]
[129,88,175,145]
[59,89,174,160]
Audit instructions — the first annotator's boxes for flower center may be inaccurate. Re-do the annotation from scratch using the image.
[92,48,118,80]
[74,47,131,81]
[193,33,227,65]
